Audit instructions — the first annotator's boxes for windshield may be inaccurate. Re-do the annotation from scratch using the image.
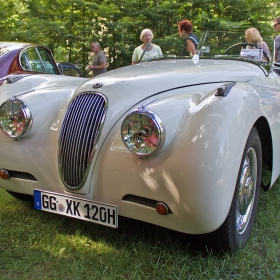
[197,31,273,63]
[151,31,275,68]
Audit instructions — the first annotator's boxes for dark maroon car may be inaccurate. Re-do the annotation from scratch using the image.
[0,42,61,83]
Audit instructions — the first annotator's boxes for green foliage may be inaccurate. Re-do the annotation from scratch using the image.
[0,0,279,72]
[54,46,68,61]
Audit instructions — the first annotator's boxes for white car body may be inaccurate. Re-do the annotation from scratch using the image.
[1,33,280,252]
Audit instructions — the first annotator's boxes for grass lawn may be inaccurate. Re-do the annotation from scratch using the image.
[1,181,280,280]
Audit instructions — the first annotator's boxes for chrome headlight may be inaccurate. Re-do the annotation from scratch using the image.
[0,97,32,139]
[121,108,165,157]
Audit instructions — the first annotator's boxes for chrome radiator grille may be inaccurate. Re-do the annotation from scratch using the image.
[58,92,107,189]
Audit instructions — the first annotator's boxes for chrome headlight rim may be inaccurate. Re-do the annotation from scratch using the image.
[0,97,32,140]
[121,108,165,157]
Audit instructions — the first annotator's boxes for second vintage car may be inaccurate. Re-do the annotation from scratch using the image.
[0,42,62,82]
[0,31,279,252]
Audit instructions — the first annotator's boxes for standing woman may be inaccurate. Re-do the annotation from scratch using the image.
[178,20,199,56]
[244,28,271,61]
[131,28,163,64]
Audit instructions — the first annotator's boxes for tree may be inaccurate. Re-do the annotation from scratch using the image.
[0,0,278,73]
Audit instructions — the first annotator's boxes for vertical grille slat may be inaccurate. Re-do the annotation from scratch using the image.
[58,92,107,189]
[71,95,93,185]
[79,96,102,167]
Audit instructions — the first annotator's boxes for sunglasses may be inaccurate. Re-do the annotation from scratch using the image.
[274,23,280,27]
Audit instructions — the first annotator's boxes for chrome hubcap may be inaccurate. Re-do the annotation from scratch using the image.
[237,147,257,234]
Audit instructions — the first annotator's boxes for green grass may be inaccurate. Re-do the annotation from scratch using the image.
[1,182,280,280]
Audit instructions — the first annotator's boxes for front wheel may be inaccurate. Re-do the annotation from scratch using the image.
[209,127,262,252]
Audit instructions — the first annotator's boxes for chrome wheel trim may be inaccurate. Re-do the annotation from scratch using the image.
[236,147,257,235]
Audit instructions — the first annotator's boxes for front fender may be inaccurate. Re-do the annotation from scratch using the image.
[0,86,80,193]
[88,82,264,234]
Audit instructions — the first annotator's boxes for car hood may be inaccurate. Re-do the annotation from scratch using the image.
[78,58,268,98]
[0,59,271,126]
[73,58,272,127]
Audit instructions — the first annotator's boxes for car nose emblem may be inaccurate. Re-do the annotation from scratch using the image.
[93,82,103,89]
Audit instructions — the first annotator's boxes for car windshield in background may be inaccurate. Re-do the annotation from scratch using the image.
[156,31,274,66]
[198,31,273,63]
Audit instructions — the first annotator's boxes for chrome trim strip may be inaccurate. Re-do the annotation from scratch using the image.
[6,74,32,84]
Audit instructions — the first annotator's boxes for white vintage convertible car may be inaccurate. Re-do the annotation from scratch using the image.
[0,31,280,252]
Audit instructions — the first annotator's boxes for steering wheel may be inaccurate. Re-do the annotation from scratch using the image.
[224,42,270,63]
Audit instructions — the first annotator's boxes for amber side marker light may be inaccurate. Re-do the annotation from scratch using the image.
[0,169,10,180]
[155,202,170,215]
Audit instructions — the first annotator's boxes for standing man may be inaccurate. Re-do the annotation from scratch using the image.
[88,41,107,76]
[273,16,280,63]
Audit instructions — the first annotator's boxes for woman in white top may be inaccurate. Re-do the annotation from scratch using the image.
[131,28,163,64]
[244,27,271,61]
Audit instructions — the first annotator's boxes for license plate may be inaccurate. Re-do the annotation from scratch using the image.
[34,190,118,228]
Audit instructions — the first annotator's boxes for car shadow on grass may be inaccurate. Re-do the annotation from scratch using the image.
[27,200,224,256]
